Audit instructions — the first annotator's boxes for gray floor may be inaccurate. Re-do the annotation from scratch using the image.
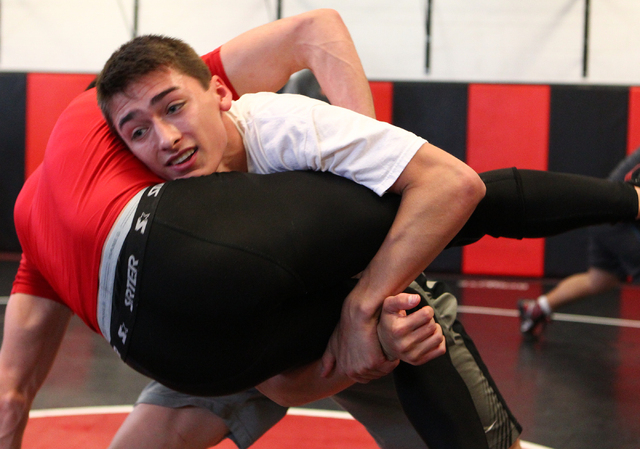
[1,259,639,449]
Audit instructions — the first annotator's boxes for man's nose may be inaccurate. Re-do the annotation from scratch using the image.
[156,120,181,150]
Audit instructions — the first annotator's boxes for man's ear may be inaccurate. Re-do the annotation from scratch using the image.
[211,75,233,111]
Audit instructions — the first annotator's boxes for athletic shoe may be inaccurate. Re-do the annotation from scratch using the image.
[517,299,551,336]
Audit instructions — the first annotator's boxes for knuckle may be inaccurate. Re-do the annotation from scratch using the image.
[390,324,406,339]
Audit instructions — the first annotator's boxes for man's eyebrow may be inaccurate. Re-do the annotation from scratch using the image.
[118,111,137,131]
[150,86,179,106]
[117,86,180,131]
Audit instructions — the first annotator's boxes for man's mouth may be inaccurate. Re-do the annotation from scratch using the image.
[170,148,197,166]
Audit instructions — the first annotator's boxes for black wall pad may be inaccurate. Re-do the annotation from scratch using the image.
[392,82,468,163]
[393,82,468,273]
[545,85,629,277]
[0,73,26,252]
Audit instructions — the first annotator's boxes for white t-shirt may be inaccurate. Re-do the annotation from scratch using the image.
[227,92,426,196]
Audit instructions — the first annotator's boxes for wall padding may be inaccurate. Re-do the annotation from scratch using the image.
[463,84,550,277]
[392,82,469,273]
[627,87,640,154]
[0,74,27,252]
[2,74,639,277]
[544,86,629,278]
[369,81,393,123]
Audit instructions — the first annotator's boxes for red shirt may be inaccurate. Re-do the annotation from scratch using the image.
[12,48,237,334]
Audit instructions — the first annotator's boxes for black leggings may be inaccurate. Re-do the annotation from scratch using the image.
[123,168,636,446]
[452,167,638,245]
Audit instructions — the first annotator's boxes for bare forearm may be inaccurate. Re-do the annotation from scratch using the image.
[348,145,485,321]
[295,9,375,117]
[221,9,375,118]
[257,361,354,407]
[324,144,484,381]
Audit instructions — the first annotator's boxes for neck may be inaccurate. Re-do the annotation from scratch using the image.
[218,112,248,172]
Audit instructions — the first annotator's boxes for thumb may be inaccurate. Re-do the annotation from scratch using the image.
[320,348,336,378]
[382,293,421,315]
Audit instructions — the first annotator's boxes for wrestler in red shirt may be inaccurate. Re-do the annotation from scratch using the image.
[11,49,235,333]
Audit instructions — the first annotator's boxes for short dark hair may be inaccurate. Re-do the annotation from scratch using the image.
[96,35,212,129]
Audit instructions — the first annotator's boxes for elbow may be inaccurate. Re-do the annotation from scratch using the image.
[306,8,345,27]
[292,8,345,34]
[466,165,486,206]
[284,8,351,76]
[452,164,486,215]
[295,8,350,47]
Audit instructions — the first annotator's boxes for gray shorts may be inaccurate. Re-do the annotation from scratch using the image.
[137,278,520,449]
[137,376,426,449]
[588,222,640,282]
[136,383,287,449]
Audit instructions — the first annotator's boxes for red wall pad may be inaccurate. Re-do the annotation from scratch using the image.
[463,84,550,277]
[25,73,97,179]
[369,81,393,123]
[628,87,640,154]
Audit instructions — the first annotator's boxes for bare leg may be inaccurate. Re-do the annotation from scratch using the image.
[519,267,621,336]
[109,404,229,449]
[545,267,621,311]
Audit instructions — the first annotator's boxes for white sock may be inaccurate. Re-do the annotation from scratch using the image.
[537,295,552,315]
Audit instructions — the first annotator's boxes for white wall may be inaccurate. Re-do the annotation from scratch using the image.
[2,0,640,85]
[137,0,273,58]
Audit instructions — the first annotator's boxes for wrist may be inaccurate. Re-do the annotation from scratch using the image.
[343,277,384,321]
[344,295,379,326]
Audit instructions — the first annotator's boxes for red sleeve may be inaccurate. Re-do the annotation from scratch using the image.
[11,253,62,303]
[201,47,240,101]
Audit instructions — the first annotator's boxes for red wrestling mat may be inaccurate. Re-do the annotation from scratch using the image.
[24,408,378,448]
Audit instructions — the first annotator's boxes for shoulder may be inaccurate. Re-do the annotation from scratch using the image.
[237,92,327,111]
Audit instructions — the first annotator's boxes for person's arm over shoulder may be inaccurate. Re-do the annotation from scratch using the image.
[219,9,375,118]
[0,294,72,448]
[323,143,485,382]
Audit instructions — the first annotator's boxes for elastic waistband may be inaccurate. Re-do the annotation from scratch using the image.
[97,184,165,347]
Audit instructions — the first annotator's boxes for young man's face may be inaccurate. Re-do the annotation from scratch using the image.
[109,67,233,180]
